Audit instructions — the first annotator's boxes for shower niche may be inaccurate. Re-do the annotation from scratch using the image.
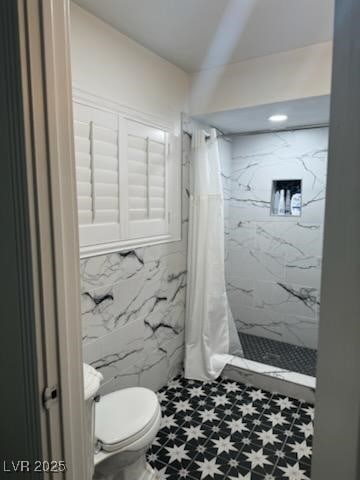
[271,179,302,216]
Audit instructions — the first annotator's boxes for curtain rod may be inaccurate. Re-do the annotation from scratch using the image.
[183,130,231,143]
[184,123,328,141]
[220,123,329,138]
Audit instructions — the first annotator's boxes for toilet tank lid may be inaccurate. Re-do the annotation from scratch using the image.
[83,363,103,400]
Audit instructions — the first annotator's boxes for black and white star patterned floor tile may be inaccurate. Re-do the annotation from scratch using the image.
[148,375,314,479]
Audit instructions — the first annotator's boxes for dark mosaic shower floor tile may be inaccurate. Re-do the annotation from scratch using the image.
[238,332,317,377]
[147,375,314,479]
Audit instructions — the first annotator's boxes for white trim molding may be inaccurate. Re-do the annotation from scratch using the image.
[73,85,174,132]
[18,1,87,478]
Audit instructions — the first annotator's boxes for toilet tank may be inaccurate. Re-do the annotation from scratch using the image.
[83,363,103,479]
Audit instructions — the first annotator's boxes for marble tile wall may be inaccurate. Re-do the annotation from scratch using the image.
[226,128,328,350]
[218,138,233,262]
[81,133,190,395]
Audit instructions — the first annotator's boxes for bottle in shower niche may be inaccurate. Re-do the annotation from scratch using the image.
[273,190,280,214]
[291,188,302,216]
[278,189,285,215]
[285,189,291,215]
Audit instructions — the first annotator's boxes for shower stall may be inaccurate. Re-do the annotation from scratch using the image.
[185,114,328,401]
[222,126,327,399]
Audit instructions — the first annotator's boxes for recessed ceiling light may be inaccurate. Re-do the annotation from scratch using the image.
[268,114,288,122]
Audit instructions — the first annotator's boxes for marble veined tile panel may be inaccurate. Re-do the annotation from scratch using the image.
[254,280,320,319]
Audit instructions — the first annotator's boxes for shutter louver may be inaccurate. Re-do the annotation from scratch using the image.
[74,102,121,246]
[125,120,168,239]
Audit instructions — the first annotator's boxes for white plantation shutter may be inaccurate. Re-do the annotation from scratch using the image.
[124,119,169,239]
[73,91,181,257]
[73,102,120,246]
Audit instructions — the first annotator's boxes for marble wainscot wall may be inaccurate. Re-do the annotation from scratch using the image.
[81,134,190,395]
[226,127,328,350]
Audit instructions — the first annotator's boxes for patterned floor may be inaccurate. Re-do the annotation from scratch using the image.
[147,375,314,480]
[238,333,317,377]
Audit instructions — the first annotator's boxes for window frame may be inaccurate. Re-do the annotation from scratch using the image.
[73,86,182,258]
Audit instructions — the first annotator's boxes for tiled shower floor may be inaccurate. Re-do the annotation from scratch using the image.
[238,333,317,377]
[147,375,314,479]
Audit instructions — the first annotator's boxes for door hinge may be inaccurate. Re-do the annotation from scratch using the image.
[43,384,59,410]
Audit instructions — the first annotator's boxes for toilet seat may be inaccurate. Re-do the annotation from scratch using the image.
[95,387,160,453]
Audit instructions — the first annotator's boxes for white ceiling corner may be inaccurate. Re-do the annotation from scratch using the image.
[72,0,334,73]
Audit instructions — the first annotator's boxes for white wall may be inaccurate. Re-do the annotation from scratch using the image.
[70,3,189,127]
[71,4,332,124]
[71,4,190,394]
[190,42,332,115]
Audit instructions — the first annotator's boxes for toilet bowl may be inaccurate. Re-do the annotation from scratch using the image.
[83,364,161,480]
[94,387,161,480]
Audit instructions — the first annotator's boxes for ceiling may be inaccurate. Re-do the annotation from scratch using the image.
[193,96,330,134]
[73,0,334,73]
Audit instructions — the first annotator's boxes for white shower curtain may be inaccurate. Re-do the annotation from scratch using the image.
[185,128,240,381]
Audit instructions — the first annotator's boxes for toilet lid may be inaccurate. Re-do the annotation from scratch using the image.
[95,387,159,451]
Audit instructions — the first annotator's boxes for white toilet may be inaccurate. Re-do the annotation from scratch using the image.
[83,364,161,480]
